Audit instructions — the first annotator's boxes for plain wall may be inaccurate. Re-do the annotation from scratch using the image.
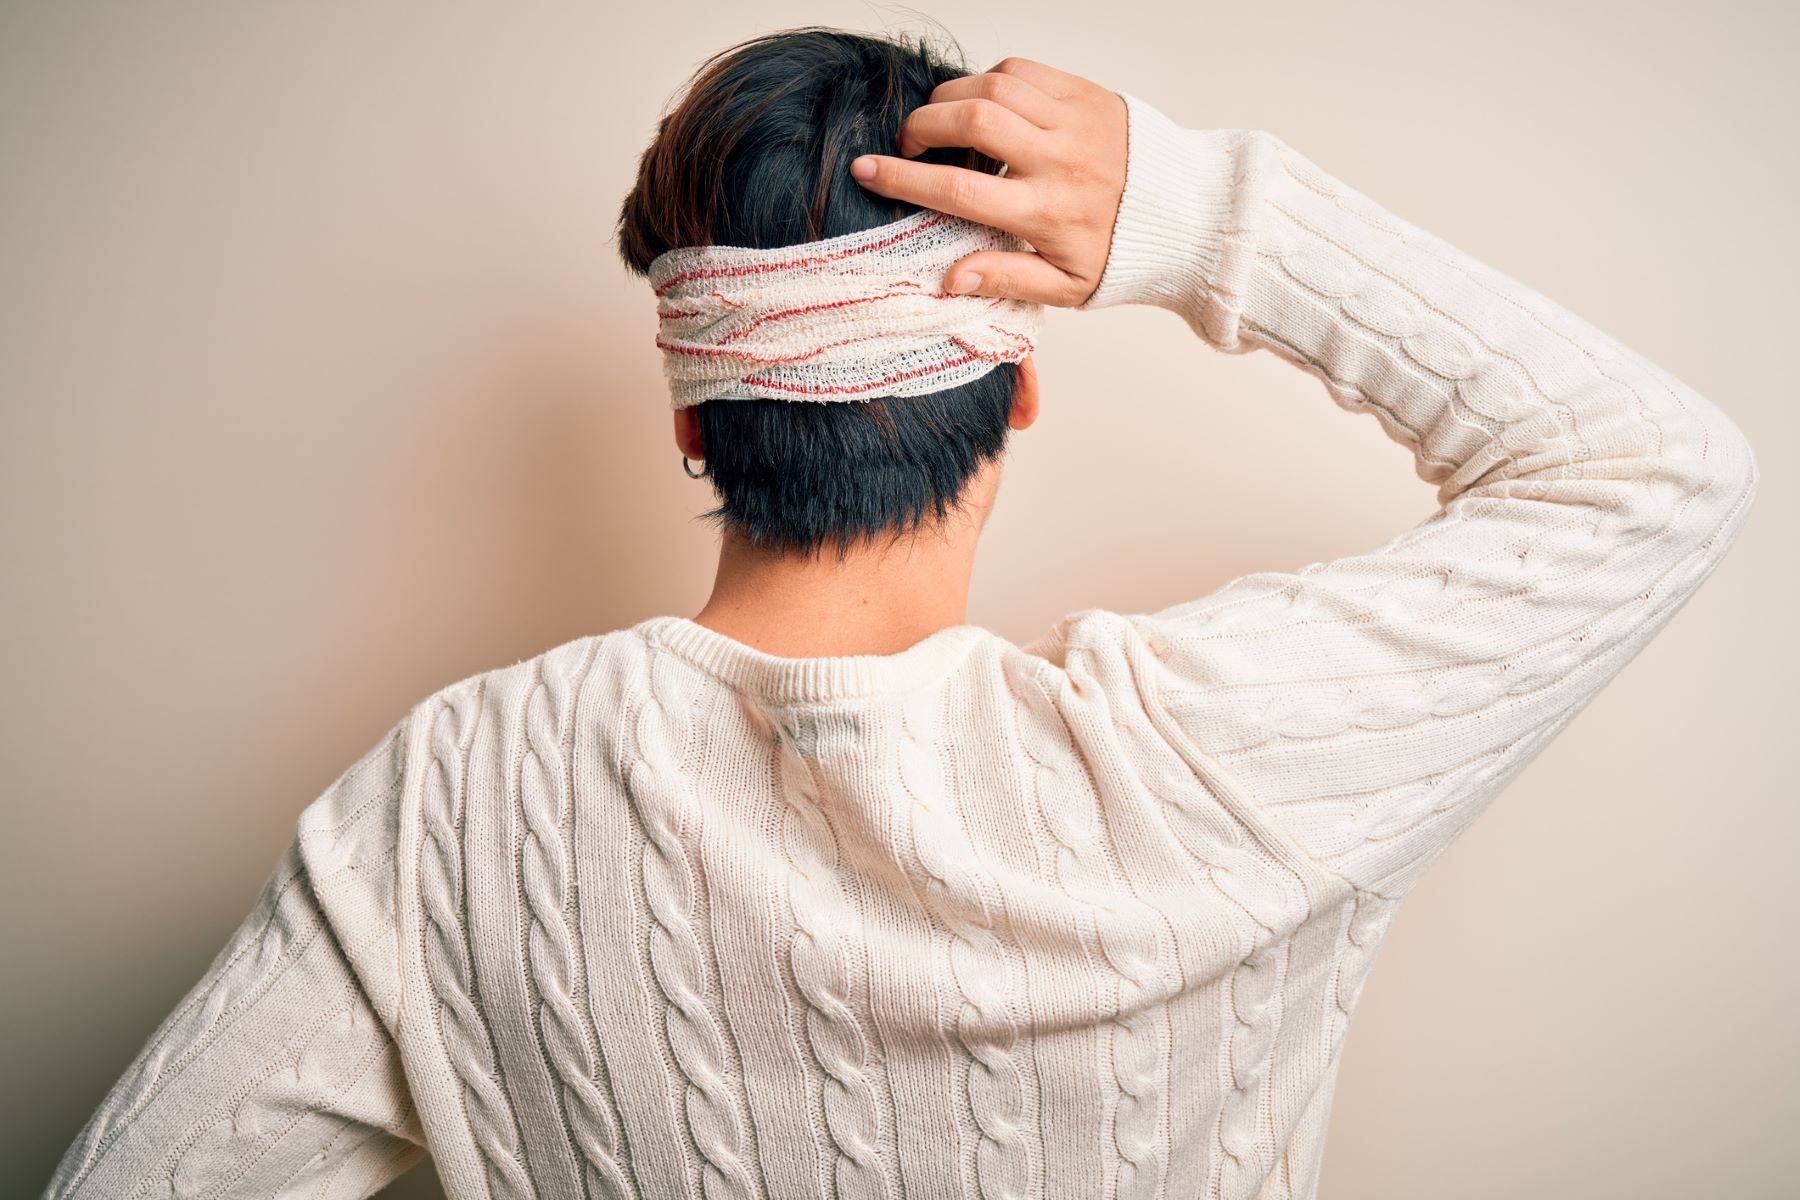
[4,2,1793,1196]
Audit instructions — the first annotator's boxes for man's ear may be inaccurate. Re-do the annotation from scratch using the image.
[674,405,704,459]
[1009,355,1040,431]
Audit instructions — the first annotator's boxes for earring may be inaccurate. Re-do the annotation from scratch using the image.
[682,454,707,479]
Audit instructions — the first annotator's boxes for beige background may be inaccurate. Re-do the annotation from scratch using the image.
[4,2,1793,1196]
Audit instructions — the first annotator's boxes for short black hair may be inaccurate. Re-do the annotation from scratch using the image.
[615,25,1021,562]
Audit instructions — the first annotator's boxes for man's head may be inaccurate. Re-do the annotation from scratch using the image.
[615,26,1039,563]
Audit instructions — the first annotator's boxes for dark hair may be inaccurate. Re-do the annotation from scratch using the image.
[615,25,1021,561]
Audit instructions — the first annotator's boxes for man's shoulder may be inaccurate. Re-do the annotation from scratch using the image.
[1020,605,1169,672]
[415,623,660,718]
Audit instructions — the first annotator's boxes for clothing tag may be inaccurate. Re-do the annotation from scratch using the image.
[778,712,818,758]
[772,709,863,758]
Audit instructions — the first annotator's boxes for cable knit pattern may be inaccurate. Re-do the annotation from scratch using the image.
[895,687,1031,1200]
[158,999,380,1198]
[627,647,753,1199]
[1111,651,1309,1200]
[1098,100,1757,900]
[421,683,537,1197]
[51,857,315,1194]
[45,722,427,1200]
[44,88,1756,1200]
[519,644,636,1200]
[1328,889,1400,1062]
[770,711,893,1200]
[1003,659,1171,1200]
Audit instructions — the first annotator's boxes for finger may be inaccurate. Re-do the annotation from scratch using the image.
[944,249,1089,308]
[896,98,1055,166]
[983,56,1103,101]
[926,70,1065,128]
[848,155,1039,231]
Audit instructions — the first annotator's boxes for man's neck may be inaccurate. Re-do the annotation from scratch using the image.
[692,522,979,658]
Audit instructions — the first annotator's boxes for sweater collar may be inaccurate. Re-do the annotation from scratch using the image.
[632,614,990,704]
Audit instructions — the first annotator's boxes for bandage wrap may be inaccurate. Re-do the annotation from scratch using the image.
[648,208,1043,409]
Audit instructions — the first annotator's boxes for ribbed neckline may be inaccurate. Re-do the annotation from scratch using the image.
[633,614,992,704]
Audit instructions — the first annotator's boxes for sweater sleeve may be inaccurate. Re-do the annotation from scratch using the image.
[41,713,428,1199]
[1081,91,1760,898]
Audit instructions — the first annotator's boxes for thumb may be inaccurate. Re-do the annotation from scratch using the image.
[943,250,1081,307]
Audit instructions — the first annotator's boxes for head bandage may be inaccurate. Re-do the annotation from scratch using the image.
[647,208,1043,409]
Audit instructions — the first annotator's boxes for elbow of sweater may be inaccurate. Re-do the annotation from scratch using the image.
[1514,372,1756,544]
[1703,415,1760,543]
[1667,389,1759,528]
[1609,399,1760,562]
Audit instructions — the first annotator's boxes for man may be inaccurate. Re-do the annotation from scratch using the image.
[45,28,1756,1200]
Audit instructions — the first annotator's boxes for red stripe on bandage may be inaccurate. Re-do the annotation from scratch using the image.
[654,334,875,366]
[714,290,968,344]
[732,332,1034,397]
[651,211,953,297]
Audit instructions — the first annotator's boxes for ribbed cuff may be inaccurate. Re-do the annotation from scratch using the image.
[1078,90,1246,317]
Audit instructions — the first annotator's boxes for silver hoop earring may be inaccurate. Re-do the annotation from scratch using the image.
[681,454,707,479]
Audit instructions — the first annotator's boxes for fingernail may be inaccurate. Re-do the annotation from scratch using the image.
[948,272,981,294]
[850,156,875,181]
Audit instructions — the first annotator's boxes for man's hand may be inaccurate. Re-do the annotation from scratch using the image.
[848,57,1127,308]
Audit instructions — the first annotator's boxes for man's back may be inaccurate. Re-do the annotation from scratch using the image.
[381,608,1367,1200]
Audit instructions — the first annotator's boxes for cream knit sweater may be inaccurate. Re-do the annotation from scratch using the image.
[44,90,1759,1200]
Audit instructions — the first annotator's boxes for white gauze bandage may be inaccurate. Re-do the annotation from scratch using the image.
[647,208,1043,409]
